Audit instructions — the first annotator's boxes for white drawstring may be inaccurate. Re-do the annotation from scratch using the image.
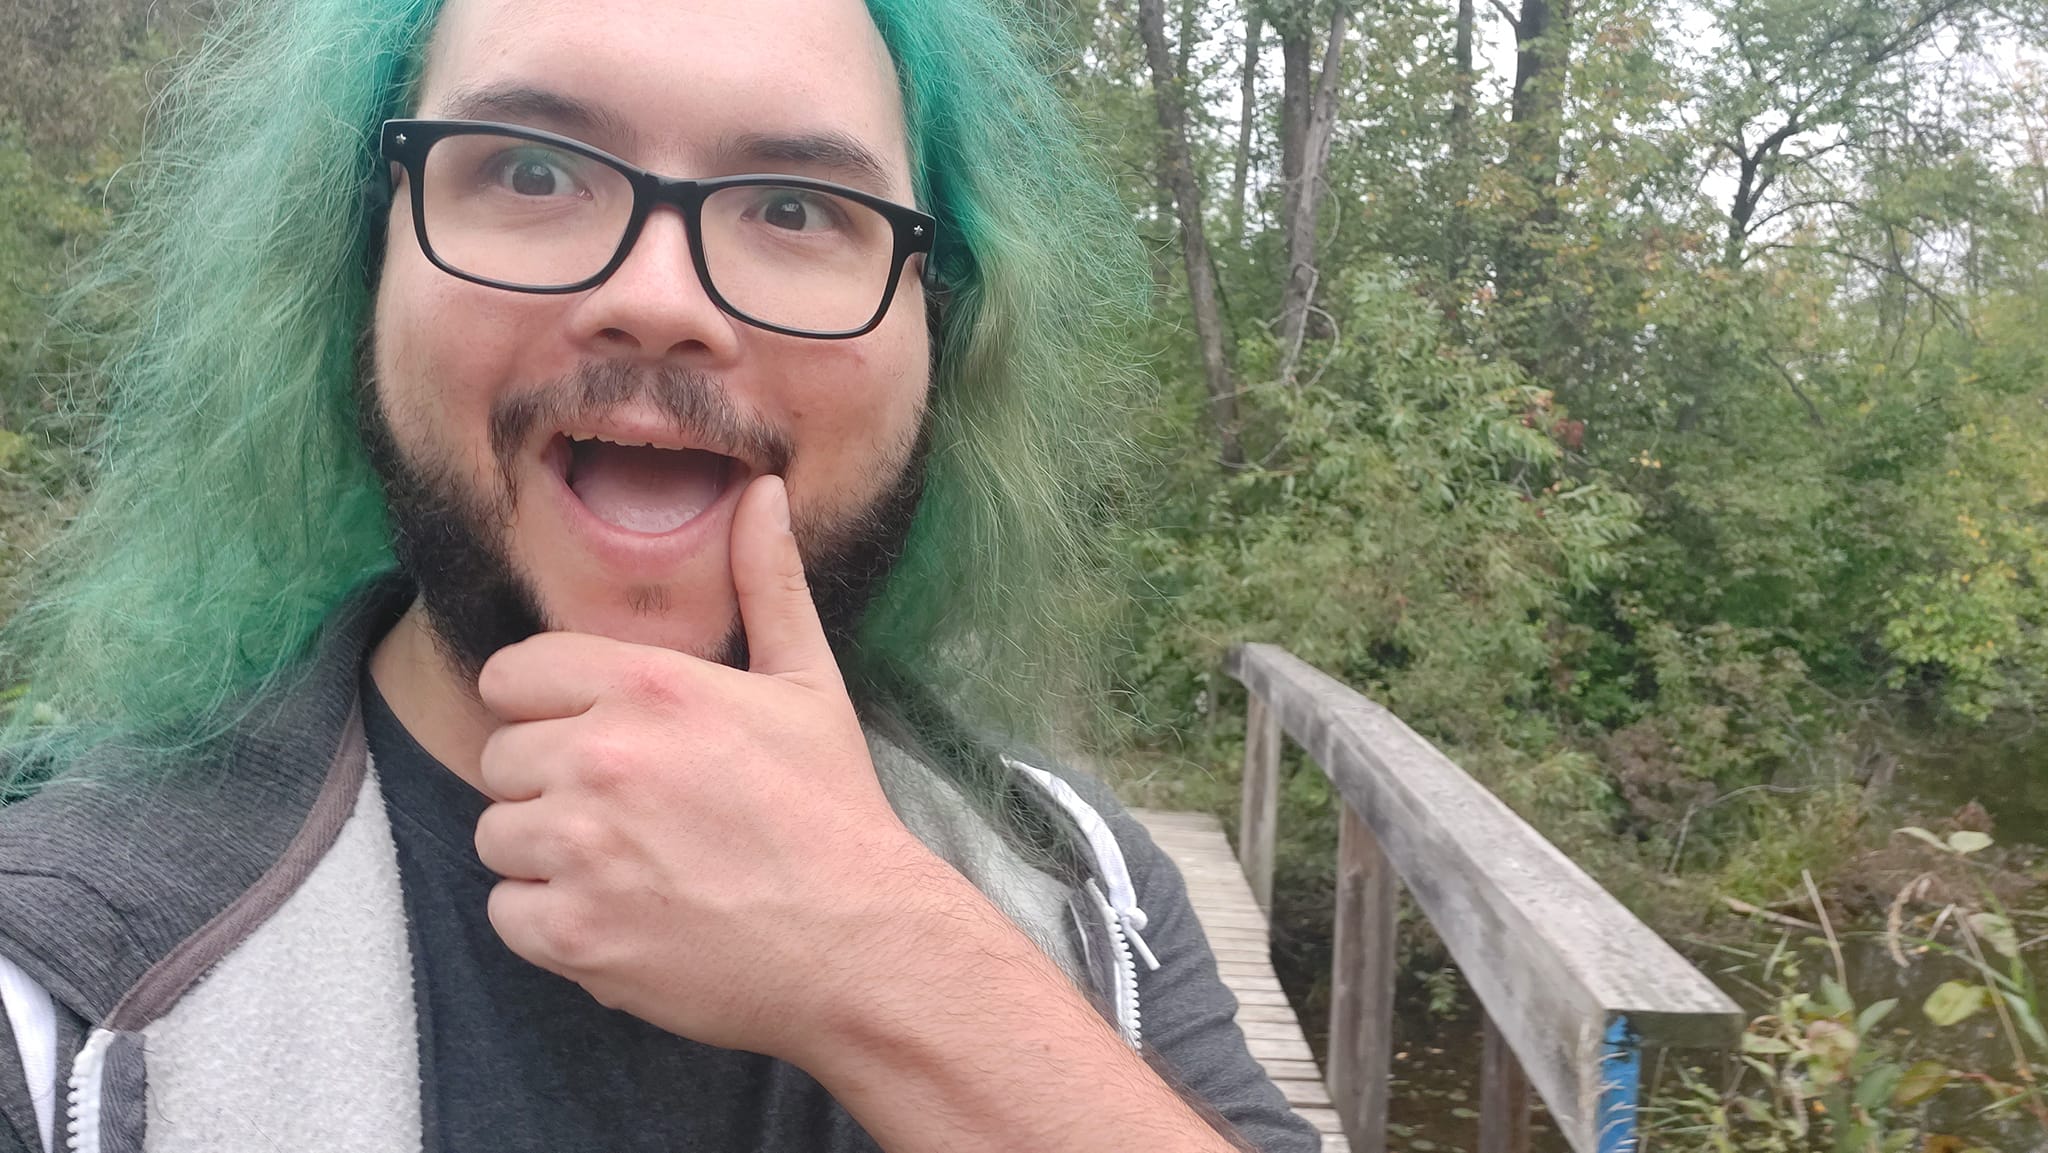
[1007,759,1161,974]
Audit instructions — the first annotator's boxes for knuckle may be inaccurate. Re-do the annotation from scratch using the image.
[618,653,684,708]
[554,812,610,864]
[575,735,636,795]
[535,901,600,968]
[778,565,812,599]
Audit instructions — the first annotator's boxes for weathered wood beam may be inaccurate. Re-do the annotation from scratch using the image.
[1239,692,1281,915]
[1326,802,1396,1153]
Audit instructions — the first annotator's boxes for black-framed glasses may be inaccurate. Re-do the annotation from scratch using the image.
[379,119,937,340]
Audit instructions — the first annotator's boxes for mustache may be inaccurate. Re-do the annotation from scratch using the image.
[488,361,795,486]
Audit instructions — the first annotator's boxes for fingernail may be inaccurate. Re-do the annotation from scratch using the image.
[772,475,791,532]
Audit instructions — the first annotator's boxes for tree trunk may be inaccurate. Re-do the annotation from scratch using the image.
[1139,0,1245,468]
[1447,0,1476,291]
[1452,0,1476,135]
[1506,0,1568,184]
[1277,16,1310,248]
[1229,7,1264,245]
[1275,2,1349,386]
[1498,0,1572,306]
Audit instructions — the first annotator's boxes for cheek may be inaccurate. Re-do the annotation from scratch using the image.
[373,247,542,456]
[781,322,930,507]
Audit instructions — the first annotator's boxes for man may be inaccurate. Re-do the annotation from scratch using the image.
[0,0,1320,1150]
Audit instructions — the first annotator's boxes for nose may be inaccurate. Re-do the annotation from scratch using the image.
[568,206,742,365]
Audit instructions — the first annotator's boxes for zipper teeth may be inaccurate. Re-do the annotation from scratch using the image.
[1102,887,1143,1049]
[1003,760,1148,1049]
[65,1029,110,1153]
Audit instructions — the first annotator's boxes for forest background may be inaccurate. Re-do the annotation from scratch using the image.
[5,0,2048,1147]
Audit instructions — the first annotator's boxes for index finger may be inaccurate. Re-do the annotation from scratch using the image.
[476,632,613,723]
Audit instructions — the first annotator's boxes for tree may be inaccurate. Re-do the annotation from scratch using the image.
[1229,5,1265,245]
[1138,0,1246,467]
[1495,0,1575,308]
[1271,0,1352,384]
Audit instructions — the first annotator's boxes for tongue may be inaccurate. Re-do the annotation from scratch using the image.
[567,441,729,533]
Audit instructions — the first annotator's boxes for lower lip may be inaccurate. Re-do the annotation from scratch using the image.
[544,441,744,575]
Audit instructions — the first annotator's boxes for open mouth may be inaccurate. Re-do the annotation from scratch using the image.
[555,433,739,535]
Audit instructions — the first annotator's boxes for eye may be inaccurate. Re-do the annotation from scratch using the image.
[754,189,843,233]
[489,148,587,199]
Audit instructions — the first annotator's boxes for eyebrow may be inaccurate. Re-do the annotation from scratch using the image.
[433,83,637,151]
[718,130,898,194]
[428,84,900,194]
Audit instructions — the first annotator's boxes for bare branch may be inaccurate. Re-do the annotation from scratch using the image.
[1766,356,1826,427]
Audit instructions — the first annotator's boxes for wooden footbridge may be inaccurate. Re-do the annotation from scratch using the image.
[1134,645,1744,1153]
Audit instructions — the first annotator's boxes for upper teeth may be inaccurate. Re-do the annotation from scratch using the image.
[571,435,658,448]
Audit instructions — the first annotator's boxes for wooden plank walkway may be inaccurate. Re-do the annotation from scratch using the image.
[1133,808,1350,1153]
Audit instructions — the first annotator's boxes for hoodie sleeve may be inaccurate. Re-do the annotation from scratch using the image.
[1055,774,1324,1153]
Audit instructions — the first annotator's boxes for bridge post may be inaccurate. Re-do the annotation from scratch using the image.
[1479,1013,1531,1153]
[1238,691,1281,915]
[1327,800,1396,1153]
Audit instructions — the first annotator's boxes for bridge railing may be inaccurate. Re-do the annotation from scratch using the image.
[1225,644,1743,1153]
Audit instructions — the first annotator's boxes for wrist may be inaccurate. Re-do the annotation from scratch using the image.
[781,850,1067,1073]
[784,878,1245,1153]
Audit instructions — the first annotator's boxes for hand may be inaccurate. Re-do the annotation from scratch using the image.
[472,474,959,1060]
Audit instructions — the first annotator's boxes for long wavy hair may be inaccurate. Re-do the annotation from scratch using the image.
[4,0,1148,784]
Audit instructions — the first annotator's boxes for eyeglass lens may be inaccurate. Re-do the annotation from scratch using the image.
[417,132,900,333]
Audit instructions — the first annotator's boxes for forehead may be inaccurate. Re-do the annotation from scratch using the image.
[415,0,910,179]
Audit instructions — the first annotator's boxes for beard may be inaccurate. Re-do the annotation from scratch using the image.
[357,357,928,683]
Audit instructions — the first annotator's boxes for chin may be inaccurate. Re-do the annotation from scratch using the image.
[544,585,745,665]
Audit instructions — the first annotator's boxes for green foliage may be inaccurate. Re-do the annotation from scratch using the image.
[12,0,2048,1136]
[1653,832,2048,1151]
[1121,262,1639,757]
[1653,957,1944,1152]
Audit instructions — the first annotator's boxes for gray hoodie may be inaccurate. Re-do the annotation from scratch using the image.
[0,584,1319,1153]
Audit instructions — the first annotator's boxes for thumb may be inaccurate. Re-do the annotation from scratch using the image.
[729,474,840,687]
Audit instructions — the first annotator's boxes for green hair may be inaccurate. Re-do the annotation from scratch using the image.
[5,0,1148,779]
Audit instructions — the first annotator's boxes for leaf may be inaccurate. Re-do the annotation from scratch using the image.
[1892,1059,1951,1107]
[1923,981,1989,1026]
[2002,989,2048,1051]
[1820,975,1854,1016]
[1856,998,1899,1034]
[1742,1032,1795,1054]
[1898,826,1947,849]
[1854,1062,1901,1111]
[1947,831,1993,854]
[1968,911,2019,959]
[1837,1118,1877,1150]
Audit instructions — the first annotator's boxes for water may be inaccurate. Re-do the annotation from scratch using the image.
[1900,719,2048,848]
